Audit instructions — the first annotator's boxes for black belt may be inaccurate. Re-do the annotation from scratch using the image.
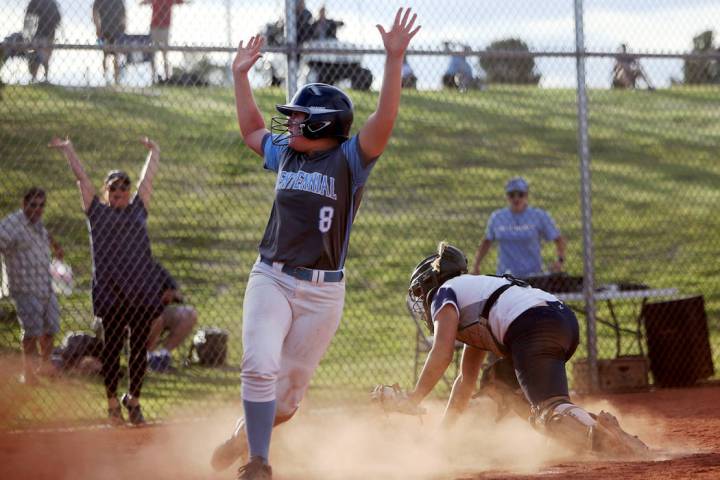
[260,257,344,283]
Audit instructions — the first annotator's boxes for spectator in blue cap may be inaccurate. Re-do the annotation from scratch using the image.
[471,176,566,278]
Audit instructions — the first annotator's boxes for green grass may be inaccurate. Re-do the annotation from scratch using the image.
[1,83,719,428]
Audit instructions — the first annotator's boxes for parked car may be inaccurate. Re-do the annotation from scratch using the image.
[256,19,373,91]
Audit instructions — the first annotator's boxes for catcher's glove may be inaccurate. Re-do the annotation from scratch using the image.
[371,384,426,416]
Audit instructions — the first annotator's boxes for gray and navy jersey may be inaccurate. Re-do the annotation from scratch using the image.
[258,133,377,270]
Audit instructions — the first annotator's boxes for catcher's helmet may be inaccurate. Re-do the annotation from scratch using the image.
[408,242,468,332]
[271,83,354,145]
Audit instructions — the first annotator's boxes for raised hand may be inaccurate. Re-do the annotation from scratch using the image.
[376,7,421,59]
[140,136,160,152]
[48,136,74,152]
[232,35,264,76]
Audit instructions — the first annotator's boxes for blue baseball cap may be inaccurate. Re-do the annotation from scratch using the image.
[505,176,529,193]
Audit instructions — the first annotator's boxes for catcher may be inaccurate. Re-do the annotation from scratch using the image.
[373,241,649,457]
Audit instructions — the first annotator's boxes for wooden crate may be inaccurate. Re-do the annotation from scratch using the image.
[572,356,649,394]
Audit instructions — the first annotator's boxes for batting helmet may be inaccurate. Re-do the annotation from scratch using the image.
[408,242,468,332]
[271,83,354,145]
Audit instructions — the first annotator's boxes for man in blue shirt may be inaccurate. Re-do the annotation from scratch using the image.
[442,42,474,90]
[471,176,566,278]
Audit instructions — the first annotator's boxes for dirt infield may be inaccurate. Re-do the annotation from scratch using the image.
[1,386,720,480]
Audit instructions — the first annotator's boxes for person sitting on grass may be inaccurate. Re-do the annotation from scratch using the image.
[146,261,198,372]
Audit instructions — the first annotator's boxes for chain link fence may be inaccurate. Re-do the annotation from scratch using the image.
[1,0,719,429]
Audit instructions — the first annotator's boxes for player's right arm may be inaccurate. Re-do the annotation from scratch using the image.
[48,137,96,212]
[442,345,486,427]
[472,239,492,275]
[408,304,459,406]
[232,35,269,157]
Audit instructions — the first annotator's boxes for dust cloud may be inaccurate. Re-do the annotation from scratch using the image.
[0,355,693,480]
[271,398,569,479]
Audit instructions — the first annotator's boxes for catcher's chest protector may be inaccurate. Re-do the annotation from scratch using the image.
[456,320,507,357]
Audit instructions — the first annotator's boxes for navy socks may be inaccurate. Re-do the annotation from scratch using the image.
[243,399,276,463]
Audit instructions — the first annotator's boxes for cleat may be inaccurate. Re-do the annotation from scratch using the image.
[593,411,649,457]
[211,418,248,471]
[121,393,146,426]
[237,456,272,480]
[108,406,125,426]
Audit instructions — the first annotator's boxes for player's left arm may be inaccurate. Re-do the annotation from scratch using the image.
[442,345,485,427]
[137,136,160,210]
[357,7,420,162]
[540,209,565,272]
[408,303,458,405]
[551,234,567,272]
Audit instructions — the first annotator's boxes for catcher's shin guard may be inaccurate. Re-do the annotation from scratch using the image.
[537,400,596,452]
[211,417,249,472]
[536,399,649,457]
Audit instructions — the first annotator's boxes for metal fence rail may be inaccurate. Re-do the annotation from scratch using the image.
[1,0,719,429]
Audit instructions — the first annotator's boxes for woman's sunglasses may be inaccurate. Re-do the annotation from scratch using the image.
[109,181,130,193]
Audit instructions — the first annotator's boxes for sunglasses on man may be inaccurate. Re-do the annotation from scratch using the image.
[507,191,527,199]
[28,201,46,208]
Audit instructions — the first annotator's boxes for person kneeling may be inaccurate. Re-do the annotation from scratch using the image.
[382,241,649,457]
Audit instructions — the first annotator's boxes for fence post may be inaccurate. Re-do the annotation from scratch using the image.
[574,0,599,392]
[225,0,233,71]
[284,0,299,100]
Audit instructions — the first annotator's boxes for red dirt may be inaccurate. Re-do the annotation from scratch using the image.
[467,385,720,480]
[1,386,719,480]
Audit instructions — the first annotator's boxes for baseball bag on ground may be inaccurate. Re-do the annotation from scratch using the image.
[187,327,228,367]
[58,331,103,368]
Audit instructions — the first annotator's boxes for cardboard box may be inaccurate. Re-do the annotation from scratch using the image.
[572,356,649,394]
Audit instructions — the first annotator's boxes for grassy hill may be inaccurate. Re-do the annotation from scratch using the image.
[0,84,718,426]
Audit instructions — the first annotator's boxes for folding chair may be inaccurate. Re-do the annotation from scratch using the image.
[406,295,463,388]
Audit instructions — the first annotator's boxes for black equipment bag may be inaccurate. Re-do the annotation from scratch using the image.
[187,327,228,367]
[60,331,103,368]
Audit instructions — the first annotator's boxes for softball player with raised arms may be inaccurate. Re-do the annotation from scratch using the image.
[211,8,420,479]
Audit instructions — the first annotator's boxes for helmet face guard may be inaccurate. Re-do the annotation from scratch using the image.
[408,255,441,333]
[271,83,353,146]
[270,107,342,146]
[408,244,469,334]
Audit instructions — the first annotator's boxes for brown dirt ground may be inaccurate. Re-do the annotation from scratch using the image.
[1,386,720,480]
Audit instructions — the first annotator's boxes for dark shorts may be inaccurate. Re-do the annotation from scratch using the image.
[503,301,579,407]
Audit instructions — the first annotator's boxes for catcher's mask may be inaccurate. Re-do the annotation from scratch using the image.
[408,242,468,333]
[271,83,354,146]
